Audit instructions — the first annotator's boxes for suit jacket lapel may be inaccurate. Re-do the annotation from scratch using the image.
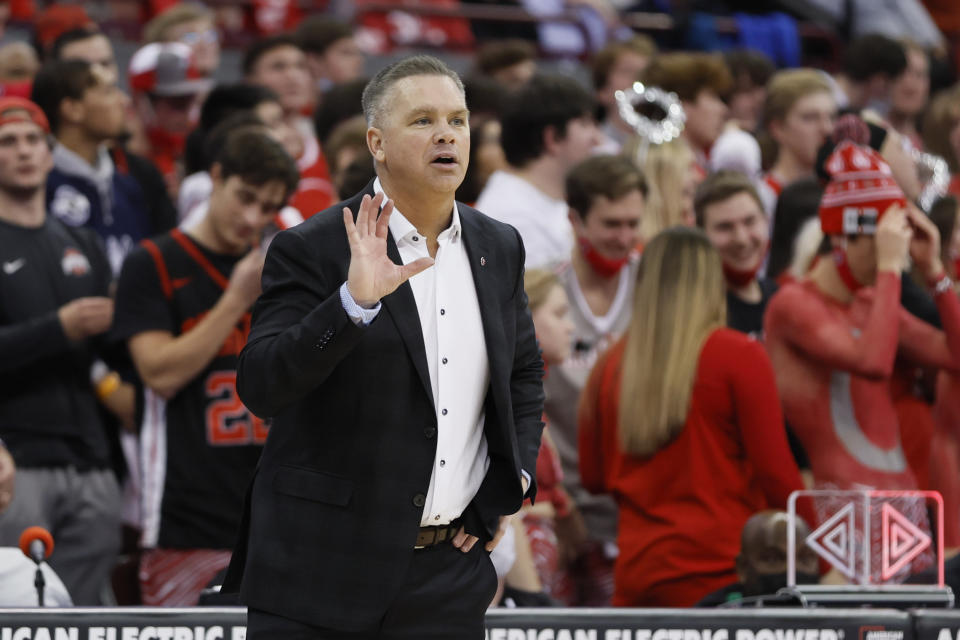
[380,228,436,413]
[459,207,507,407]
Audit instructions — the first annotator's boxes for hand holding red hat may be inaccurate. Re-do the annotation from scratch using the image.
[905,203,944,280]
[875,203,911,275]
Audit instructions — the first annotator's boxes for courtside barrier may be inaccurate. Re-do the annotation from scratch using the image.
[0,606,927,640]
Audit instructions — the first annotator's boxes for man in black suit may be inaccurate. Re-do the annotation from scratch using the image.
[224,55,545,638]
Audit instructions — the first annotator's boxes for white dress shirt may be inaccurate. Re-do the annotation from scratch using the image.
[475,170,573,269]
[343,179,492,526]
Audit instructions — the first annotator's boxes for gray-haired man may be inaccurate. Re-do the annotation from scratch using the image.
[223,55,544,638]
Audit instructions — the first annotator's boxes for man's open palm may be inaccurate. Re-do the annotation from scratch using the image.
[343,193,434,307]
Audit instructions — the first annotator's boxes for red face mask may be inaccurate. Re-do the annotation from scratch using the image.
[147,127,186,155]
[832,247,864,292]
[721,241,767,289]
[578,237,629,278]
[722,262,761,289]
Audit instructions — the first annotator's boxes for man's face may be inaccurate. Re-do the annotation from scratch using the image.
[370,74,469,197]
[728,79,766,132]
[315,36,364,86]
[702,191,769,272]
[248,45,312,115]
[71,67,129,141]
[599,51,649,109]
[475,119,507,189]
[254,99,303,159]
[772,91,836,168]
[491,60,536,91]
[0,120,53,194]
[0,42,38,83]
[166,17,220,77]
[571,188,644,261]
[145,93,200,134]
[551,114,601,172]
[844,234,879,285]
[208,173,289,253]
[59,34,118,84]
[891,48,930,119]
[683,88,728,152]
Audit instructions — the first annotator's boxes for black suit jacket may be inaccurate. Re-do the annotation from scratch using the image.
[223,183,544,630]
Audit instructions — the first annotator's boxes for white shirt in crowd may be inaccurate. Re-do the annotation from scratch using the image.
[476,170,573,269]
[177,171,213,222]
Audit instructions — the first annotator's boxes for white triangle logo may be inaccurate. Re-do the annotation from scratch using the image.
[806,502,857,579]
[823,522,847,559]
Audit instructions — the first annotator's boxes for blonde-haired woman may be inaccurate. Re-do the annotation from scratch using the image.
[579,227,808,607]
[628,139,698,240]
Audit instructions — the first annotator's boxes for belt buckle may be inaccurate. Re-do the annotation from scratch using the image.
[415,527,436,549]
[414,520,460,549]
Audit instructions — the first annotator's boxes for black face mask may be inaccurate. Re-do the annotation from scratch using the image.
[743,571,819,597]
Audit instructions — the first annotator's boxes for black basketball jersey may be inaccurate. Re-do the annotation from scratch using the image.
[113,229,265,550]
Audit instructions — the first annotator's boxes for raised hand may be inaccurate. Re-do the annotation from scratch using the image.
[905,204,944,280]
[875,203,912,275]
[344,192,434,307]
[225,248,266,310]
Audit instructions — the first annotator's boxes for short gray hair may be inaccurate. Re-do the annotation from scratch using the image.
[361,55,465,127]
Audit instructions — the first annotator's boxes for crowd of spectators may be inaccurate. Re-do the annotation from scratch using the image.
[2,0,960,612]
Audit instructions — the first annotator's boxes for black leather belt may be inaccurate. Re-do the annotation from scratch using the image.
[415,519,461,548]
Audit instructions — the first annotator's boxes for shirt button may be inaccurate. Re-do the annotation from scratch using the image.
[440,459,446,467]
[442,357,448,365]
[441,408,448,416]
[423,427,436,438]
[440,308,445,316]
[434,515,440,521]
[412,236,419,242]
[413,493,426,507]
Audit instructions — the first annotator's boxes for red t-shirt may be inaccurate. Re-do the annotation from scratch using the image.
[579,328,806,607]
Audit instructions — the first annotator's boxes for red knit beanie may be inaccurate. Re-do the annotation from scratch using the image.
[819,141,906,235]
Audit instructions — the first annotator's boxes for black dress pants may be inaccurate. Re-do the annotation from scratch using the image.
[247,541,499,639]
